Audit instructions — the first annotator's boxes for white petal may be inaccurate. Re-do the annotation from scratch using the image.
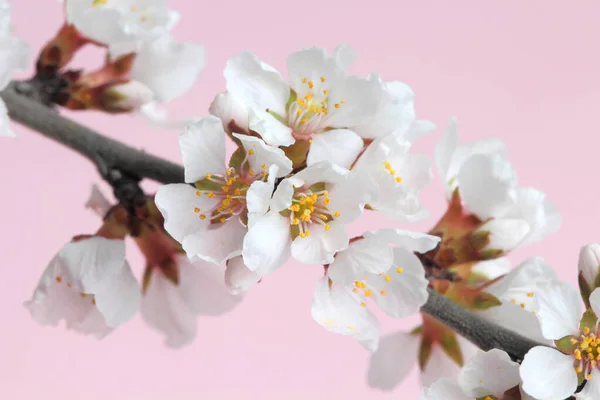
[132,35,205,103]
[421,344,463,387]
[369,248,428,317]
[58,237,127,293]
[589,288,600,319]
[434,117,459,187]
[486,256,558,312]
[326,75,383,128]
[503,187,561,246]
[536,281,582,340]
[270,178,295,213]
[242,211,291,275]
[311,277,380,352]
[368,228,440,253]
[140,268,197,348]
[225,51,289,115]
[458,349,520,398]
[471,257,513,280]
[175,255,241,316]
[209,91,249,133]
[225,256,261,295]
[307,129,364,169]
[154,183,217,244]
[421,379,469,400]
[333,44,357,70]
[457,153,518,219]
[291,223,348,265]
[248,109,295,147]
[183,218,246,265]
[579,243,600,289]
[232,133,292,176]
[180,116,227,182]
[328,235,394,285]
[293,160,349,187]
[476,219,531,253]
[92,259,140,327]
[367,331,419,390]
[85,184,111,217]
[246,165,277,216]
[520,346,577,400]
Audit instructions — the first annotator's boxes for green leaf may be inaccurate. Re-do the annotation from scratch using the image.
[580,309,598,333]
[470,292,502,310]
[228,145,246,171]
[195,178,222,192]
[439,330,464,366]
[418,338,433,370]
[554,335,579,353]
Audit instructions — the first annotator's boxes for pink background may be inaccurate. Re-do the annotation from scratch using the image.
[2,0,599,398]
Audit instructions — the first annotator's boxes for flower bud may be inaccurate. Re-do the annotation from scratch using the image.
[103,80,154,112]
[578,243,600,306]
[470,219,530,258]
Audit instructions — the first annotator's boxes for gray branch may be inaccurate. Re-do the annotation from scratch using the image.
[1,82,184,184]
[422,289,545,362]
[3,80,547,364]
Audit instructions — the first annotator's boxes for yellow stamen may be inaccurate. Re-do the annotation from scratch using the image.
[396,267,403,273]
[384,276,391,282]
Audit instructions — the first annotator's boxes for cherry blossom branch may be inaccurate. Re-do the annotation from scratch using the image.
[3,78,547,364]
[1,81,184,184]
[421,289,545,362]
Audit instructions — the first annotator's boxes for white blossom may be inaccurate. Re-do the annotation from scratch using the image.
[216,46,385,168]
[242,161,370,275]
[351,132,433,221]
[435,117,560,246]
[155,115,292,265]
[25,236,140,338]
[579,243,600,291]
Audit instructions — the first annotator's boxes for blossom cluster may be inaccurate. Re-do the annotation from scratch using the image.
[3,0,597,398]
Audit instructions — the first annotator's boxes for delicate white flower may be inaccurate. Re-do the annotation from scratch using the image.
[352,133,433,221]
[579,243,600,291]
[242,161,369,275]
[422,349,527,400]
[140,254,240,348]
[520,284,600,399]
[0,0,30,138]
[25,236,140,338]
[311,277,380,351]
[368,329,478,390]
[65,0,179,52]
[328,229,439,318]
[471,257,513,280]
[155,115,292,265]
[219,46,384,168]
[479,257,558,343]
[353,75,435,142]
[435,117,560,246]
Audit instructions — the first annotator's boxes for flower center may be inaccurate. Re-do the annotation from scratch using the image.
[382,160,403,184]
[54,275,96,305]
[193,160,270,225]
[572,328,600,380]
[352,268,404,306]
[286,184,340,238]
[286,76,345,138]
